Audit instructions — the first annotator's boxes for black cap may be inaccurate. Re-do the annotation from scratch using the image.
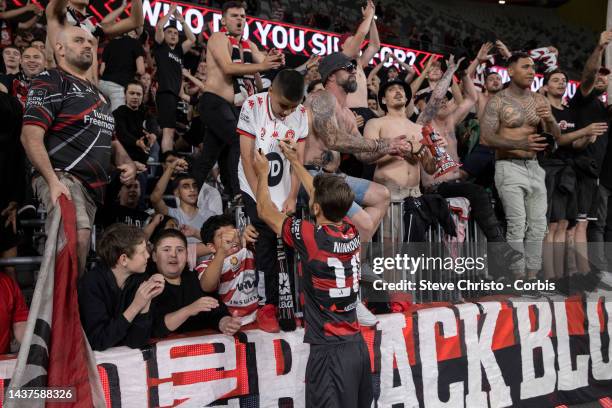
[378,79,412,112]
[318,52,355,84]
[163,22,178,32]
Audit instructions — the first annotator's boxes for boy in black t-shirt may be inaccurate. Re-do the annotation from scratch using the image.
[149,229,241,337]
[154,4,195,153]
[253,140,373,408]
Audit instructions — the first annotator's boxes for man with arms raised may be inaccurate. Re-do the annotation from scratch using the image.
[193,1,283,200]
[481,52,560,279]
[254,141,372,408]
[21,26,136,274]
[304,52,410,241]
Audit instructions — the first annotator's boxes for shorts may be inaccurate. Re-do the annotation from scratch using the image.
[461,144,495,187]
[305,168,370,217]
[33,172,96,230]
[156,91,179,129]
[576,172,599,220]
[305,340,373,408]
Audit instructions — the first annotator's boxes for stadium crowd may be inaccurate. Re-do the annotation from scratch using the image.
[0,0,610,378]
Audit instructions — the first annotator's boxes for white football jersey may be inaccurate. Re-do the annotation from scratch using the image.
[237,92,308,209]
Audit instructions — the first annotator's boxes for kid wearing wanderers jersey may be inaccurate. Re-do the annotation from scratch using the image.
[195,215,260,325]
[237,70,308,330]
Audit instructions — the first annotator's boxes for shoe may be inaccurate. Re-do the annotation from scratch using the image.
[256,304,280,333]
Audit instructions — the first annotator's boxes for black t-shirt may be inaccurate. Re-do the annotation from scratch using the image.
[153,41,183,95]
[282,216,362,345]
[23,69,115,203]
[151,268,229,337]
[113,105,148,163]
[549,105,578,161]
[568,87,610,176]
[101,36,145,87]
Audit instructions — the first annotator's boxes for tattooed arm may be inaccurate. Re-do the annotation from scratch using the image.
[480,94,547,151]
[416,57,462,125]
[305,90,396,161]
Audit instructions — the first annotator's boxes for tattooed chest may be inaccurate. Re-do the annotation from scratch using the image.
[500,96,540,128]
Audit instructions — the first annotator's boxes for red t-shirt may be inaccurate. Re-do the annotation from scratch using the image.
[0,273,29,354]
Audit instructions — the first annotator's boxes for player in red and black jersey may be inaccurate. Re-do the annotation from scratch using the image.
[21,26,136,274]
[253,140,372,407]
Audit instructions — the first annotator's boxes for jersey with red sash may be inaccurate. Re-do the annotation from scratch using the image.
[281,216,362,344]
[220,27,255,106]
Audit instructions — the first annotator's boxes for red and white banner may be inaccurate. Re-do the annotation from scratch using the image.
[1,296,611,407]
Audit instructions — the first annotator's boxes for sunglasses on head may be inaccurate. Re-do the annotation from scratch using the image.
[337,62,356,73]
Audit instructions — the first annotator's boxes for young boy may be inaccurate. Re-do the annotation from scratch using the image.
[150,158,215,244]
[150,229,242,337]
[78,223,165,351]
[195,215,259,325]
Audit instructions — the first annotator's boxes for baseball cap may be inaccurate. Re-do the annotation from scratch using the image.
[378,79,412,112]
[318,52,356,84]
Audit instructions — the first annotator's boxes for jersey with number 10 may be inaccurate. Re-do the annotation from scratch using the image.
[282,216,362,345]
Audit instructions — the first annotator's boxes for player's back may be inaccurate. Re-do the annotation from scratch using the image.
[282,216,362,345]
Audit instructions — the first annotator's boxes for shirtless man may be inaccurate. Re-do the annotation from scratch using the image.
[460,70,503,185]
[416,55,523,268]
[481,52,560,279]
[192,1,283,200]
[304,52,410,241]
[45,0,143,81]
[363,79,447,242]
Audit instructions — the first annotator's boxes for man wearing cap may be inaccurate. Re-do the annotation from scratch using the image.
[363,79,451,241]
[154,4,195,153]
[567,31,612,273]
[304,52,411,242]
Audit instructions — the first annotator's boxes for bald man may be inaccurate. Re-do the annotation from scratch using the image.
[21,26,136,273]
[45,0,143,82]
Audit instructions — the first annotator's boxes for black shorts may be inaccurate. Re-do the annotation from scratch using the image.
[461,144,495,187]
[156,91,179,129]
[305,340,373,408]
[576,172,599,219]
[540,161,578,224]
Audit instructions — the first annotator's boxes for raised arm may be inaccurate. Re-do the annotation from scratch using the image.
[359,8,380,67]
[580,31,612,97]
[389,53,416,84]
[466,42,493,78]
[449,71,478,126]
[342,0,375,59]
[182,68,206,92]
[150,159,188,214]
[101,0,127,25]
[174,8,195,54]
[410,56,435,94]
[155,4,176,44]
[417,56,463,124]
[1,2,39,20]
[100,0,143,39]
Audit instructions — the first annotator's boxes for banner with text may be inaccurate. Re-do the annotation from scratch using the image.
[1,296,611,407]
